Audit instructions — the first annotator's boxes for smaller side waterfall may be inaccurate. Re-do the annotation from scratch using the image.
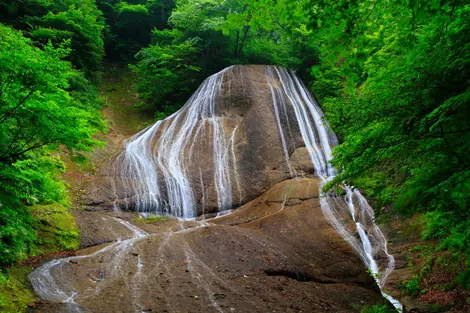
[265,66,402,311]
[28,218,148,312]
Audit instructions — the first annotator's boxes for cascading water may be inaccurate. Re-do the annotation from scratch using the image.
[113,66,241,218]
[113,64,400,309]
[28,218,148,312]
[264,66,402,310]
[29,65,402,311]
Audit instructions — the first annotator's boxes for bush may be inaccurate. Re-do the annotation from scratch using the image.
[400,276,421,297]
[360,304,397,313]
[423,211,470,288]
[0,208,35,265]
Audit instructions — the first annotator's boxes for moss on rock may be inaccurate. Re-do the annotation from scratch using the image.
[30,204,80,255]
[0,267,34,313]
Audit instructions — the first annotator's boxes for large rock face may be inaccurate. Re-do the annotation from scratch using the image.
[29,65,397,313]
[81,66,397,293]
[30,178,388,313]
[88,65,335,217]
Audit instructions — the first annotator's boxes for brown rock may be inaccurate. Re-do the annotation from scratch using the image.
[90,65,308,215]
[31,178,387,313]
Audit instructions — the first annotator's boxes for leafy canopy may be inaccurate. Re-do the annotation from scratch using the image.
[0,24,105,265]
[0,0,104,77]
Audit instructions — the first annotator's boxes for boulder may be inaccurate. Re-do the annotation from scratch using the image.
[89,65,314,216]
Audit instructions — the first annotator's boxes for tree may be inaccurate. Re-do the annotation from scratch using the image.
[131,0,314,113]
[0,0,105,77]
[96,0,176,61]
[0,24,105,265]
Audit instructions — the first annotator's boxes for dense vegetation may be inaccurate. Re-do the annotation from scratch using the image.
[97,0,175,60]
[130,0,314,112]
[0,3,106,263]
[0,0,105,77]
[1,0,469,311]
[0,1,107,309]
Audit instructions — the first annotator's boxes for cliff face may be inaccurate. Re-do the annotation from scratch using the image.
[99,65,332,217]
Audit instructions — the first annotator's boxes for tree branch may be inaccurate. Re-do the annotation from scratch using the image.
[0,89,35,124]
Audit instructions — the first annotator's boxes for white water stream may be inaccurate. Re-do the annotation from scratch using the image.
[29,65,401,311]
[114,66,238,218]
[29,218,148,312]
[265,66,402,311]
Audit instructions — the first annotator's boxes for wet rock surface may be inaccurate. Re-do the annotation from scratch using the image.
[73,209,141,248]
[30,178,387,313]
[88,65,310,215]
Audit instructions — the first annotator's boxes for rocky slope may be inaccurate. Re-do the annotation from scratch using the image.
[86,65,322,215]
[29,65,393,312]
[31,179,388,313]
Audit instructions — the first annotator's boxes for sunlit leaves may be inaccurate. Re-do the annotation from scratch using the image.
[131,38,202,110]
[0,24,105,266]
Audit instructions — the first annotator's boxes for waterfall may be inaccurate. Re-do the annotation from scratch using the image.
[27,65,403,312]
[112,64,400,309]
[113,66,239,218]
[265,66,402,311]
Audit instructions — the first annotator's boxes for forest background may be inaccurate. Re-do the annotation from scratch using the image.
[0,0,469,311]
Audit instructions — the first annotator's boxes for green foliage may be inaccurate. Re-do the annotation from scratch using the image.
[31,204,80,255]
[0,24,104,266]
[154,104,180,120]
[131,0,233,109]
[0,267,34,313]
[0,25,105,164]
[132,0,315,111]
[423,211,470,288]
[130,36,201,109]
[400,275,422,297]
[324,2,470,216]
[96,0,175,60]
[1,0,105,76]
[360,304,397,313]
[0,207,35,265]
[29,2,104,75]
